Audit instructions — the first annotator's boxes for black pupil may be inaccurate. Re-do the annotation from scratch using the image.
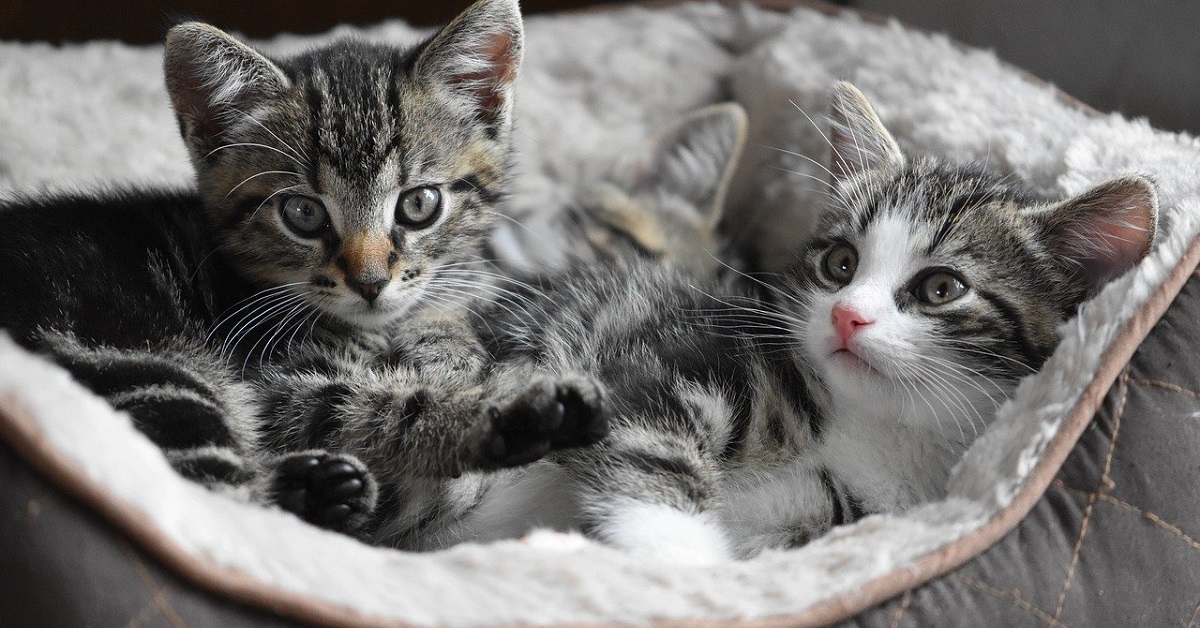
[405,189,435,221]
[934,279,949,298]
[286,198,324,234]
[839,255,852,273]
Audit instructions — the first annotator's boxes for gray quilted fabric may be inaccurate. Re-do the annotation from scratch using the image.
[845,268,1200,628]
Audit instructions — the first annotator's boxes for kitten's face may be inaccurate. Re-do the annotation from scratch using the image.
[195,47,506,328]
[787,83,1157,432]
[165,0,522,329]
[796,161,1061,426]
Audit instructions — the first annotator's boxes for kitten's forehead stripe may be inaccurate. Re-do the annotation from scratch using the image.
[284,42,422,185]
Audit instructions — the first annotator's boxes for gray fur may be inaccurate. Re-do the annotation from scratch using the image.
[403,83,1159,562]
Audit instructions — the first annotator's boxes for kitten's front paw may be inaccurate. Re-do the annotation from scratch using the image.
[270,452,378,534]
[471,375,611,470]
[551,374,611,448]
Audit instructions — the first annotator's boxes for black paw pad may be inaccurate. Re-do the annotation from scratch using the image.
[272,452,376,533]
[553,379,611,447]
[474,376,610,470]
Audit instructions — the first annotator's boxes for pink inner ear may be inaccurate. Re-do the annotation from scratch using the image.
[828,126,857,180]
[1065,187,1157,291]
[449,31,518,122]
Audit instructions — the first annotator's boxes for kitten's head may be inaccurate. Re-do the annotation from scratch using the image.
[493,104,746,279]
[792,82,1158,430]
[164,0,522,328]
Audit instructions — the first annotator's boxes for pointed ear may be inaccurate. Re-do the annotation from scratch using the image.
[610,103,748,225]
[164,22,289,157]
[1039,175,1159,294]
[828,81,904,180]
[414,0,523,132]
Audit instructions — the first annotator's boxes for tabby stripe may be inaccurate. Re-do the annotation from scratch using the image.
[772,352,826,438]
[820,468,865,526]
[303,83,325,194]
[854,198,880,235]
[111,385,237,449]
[927,192,990,255]
[171,452,253,485]
[52,350,224,408]
[610,450,708,503]
[451,175,500,205]
[974,289,1045,367]
[300,382,352,449]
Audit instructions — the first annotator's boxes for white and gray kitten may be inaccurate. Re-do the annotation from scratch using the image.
[411,82,1158,563]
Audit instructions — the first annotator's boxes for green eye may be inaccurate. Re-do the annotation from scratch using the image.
[396,186,442,227]
[822,243,858,284]
[280,195,329,237]
[914,270,970,305]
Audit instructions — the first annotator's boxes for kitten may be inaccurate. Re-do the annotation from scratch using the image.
[0,0,603,534]
[420,82,1157,563]
[487,102,748,278]
[367,102,751,549]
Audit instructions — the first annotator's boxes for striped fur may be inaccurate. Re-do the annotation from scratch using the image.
[0,0,592,535]
[403,83,1158,562]
[365,104,753,549]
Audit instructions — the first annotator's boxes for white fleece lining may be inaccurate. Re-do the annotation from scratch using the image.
[2,2,1200,625]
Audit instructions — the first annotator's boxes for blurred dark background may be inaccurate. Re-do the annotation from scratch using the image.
[1,0,1194,134]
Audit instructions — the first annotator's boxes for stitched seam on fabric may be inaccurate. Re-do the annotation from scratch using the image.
[887,590,912,628]
[1055,479,1200,551]
[1130,377,1200,399]
[0,492,53,537]
[1052,369,1129,621]
[949,573,1065,627]
[124,597,164,628]
[118,540,190,628]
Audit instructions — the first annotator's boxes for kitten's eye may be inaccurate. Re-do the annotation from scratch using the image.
[914,270,970,305]
[822,244,858,284]
[396,187,442,227]
[281,196,329,237]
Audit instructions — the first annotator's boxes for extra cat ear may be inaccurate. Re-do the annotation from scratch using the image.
[1038,175,1159,294]
[414,0,523,132]
[828,81,904,179]
[611,103,749,226]
[164,23,289,156]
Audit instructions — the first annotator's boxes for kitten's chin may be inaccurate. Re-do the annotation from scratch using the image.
[819,348,895,401]
[323,293,423,330]
[334,306,412,330]
[830,349,877,374]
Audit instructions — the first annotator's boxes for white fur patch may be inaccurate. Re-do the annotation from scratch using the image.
[594,500,733,565]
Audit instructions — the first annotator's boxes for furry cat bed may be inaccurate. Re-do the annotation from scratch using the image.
[3,1,1200,625]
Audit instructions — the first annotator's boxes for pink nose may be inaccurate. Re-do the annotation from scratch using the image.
[832,303,873,347]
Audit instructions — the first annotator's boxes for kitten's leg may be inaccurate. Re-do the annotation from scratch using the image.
[35,331,375,533]
[36,331,259,488]
[255,364,609,480]
[557,419,733,565]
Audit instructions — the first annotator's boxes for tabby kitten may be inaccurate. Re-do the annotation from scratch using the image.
[488,102,748,278]
[367,102,751,548]
[0,0,603,533]
[423,82,1157,563]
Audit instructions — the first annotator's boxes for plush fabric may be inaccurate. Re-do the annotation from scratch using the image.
[1,1,1199,625]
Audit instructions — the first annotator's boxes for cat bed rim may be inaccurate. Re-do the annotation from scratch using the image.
[3,234,1196,627]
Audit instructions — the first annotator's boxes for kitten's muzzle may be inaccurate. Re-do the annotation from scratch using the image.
[337,233,395,304]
